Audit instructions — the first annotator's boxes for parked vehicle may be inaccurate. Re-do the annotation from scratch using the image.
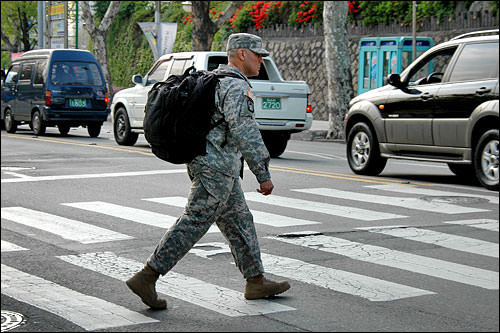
[1,49,109,137]
[110,51,312,157]
[345,30,499,191]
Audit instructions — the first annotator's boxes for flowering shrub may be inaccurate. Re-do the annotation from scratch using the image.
[183,13,193,24]
[295,1,320,24]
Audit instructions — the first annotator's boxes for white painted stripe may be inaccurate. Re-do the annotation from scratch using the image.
[1,264,158,330]
[367,184,499,205]
[294,188,488,214]
[57,252,294,317]
[244,192,407,221]
[357,226,499,258]
[444,219,499,232]
[63,201,220,233]
[190,243,435,301]
[1,169,187,183]
[1,207,133,244]
[144,196,321,227]
[1,240,28,252]
[268,233,499,290]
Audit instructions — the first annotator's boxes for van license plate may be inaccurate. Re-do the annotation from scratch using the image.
[262,97,281,110]
[70,99,86,107]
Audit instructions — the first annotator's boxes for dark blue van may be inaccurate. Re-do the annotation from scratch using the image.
[1,49,109,137]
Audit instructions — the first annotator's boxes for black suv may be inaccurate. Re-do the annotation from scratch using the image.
[345,29,499,191]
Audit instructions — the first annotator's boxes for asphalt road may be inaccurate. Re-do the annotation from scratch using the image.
[1,122,498,332]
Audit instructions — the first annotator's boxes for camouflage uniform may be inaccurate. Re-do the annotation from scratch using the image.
[147,64,271,279]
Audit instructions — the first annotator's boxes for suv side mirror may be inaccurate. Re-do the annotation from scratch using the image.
[387,73,405,89]
[132,74,143,85]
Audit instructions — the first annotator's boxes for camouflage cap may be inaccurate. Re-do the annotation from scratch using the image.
[227,33,269,56]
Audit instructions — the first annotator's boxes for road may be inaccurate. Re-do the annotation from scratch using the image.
[1,122,499,332]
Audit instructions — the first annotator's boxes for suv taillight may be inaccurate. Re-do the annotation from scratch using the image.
[45,90,51,106]
[306,93,312,113]
[104,92,109,106]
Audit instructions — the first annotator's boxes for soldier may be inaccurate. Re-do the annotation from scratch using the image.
[126,33,290,310]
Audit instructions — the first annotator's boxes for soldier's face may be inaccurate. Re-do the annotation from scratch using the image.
[242,50,263,77]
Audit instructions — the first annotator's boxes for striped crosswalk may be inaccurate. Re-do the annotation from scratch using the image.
[2,184,498,330]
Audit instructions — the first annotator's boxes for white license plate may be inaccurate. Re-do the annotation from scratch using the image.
[69,98,86,107]
[262,97,281,110]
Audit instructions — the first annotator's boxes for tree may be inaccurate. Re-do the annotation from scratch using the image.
[191,1,244,51]
[80,1,121,101]
[1,1,37,53]
[323,1,354,140]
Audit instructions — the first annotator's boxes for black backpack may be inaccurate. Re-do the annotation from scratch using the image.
[144,66,242,164]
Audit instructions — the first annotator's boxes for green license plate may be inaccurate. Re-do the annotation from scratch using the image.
[262,97,281,110]
[69,98,86,107]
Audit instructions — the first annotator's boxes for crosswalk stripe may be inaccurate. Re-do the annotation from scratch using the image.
[144,196,321,227]
[1,264,159,330]
[62,201,219,233]
[1,207,133,244]
[57,252,295,317]
[366,184,499,205]
[268,233,499,290]
[190,242,435,301]
[244,192,407,221]
[1,240,28,252]
[293,188,488,214]
[443,219,499,232]
[356,226,499,258]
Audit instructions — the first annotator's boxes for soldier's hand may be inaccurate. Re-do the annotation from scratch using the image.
[257,179,274,196]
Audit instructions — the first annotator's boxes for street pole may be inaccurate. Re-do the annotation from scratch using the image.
[155,1,161,60]
[412,1,417,62]
[76,1,79,48]
[64,1,68,48]
[38,1,45,49]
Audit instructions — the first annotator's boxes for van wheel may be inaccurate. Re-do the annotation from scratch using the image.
[114,107,138,145]
[31,110,46,136]
[58,125,71,136]
[474,129,499,191]
[87,123,102,138]
[347,122,387,175]
[5,109,17,133]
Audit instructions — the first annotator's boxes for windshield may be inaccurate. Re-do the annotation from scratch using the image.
[50,61,104,86]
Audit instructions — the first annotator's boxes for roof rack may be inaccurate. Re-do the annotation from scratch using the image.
[450,29,499,41]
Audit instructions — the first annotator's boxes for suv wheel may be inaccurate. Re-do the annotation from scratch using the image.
[5,109,17,133]
[58,124,71,136]
[474,129,499,191]
[346,122,387,175]
[87,123,102,138]
[262,132,289,158]
[114,107,138,146]
[31,110,46,136]
[447,163,474,178]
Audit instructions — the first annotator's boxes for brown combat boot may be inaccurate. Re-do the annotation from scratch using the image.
[244,274,290,300]
[126,264,167,310]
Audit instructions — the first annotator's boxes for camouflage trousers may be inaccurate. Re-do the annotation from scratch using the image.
[147,162,265,279]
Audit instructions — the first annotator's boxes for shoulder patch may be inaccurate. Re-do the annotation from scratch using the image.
[247,90,255,103]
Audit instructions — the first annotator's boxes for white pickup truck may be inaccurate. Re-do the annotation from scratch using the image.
[110,51,312,157]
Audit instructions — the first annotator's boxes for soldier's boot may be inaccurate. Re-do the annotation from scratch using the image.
[126,264,167,310]
[244,274,290,300]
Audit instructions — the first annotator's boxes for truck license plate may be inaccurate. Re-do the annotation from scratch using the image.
[262,97,281,110]
[69,98,86,107]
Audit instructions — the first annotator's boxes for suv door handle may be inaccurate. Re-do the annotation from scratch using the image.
[420,92,433,100]
[475,87,491,95]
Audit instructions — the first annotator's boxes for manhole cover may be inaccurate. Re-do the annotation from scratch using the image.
[419,196,488,204]
[1,310,26,332]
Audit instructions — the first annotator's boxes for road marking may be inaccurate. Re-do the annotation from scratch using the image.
[244,192,407,221]
[1,240,28,252]
[1,207,133,244]
[443,219,499,232]
[63,201,219,233]
[268,233,499,290]
[357,226,499,258]
[57,252,295,317]
[190,243,435,301]
[1,264,159,330]
[1,169,187,183]
[294,188,488,214]
[367,184,499,204]
[144,196,321,227]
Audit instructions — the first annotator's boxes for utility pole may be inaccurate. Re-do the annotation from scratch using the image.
[155,1,161,60]
[412,1,417,61]
[38,1,45,49]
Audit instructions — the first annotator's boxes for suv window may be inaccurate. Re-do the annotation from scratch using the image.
[407,47,457,85]
[448,42,499,82]
[50,61,103,86]
[169,59,188,76]
[146,59,171,85]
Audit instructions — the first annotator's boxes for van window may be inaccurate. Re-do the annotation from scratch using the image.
[34,60,47,85]
[19,63,35,82]
[50,61,104,86]
[5,64,20,84]
[449,42,499,82]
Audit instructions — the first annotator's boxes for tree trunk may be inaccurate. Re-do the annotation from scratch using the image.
[79,1,121,101]
[323,1,354,140]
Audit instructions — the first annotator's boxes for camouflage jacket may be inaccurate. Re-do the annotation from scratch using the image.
[191,65,271,183]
